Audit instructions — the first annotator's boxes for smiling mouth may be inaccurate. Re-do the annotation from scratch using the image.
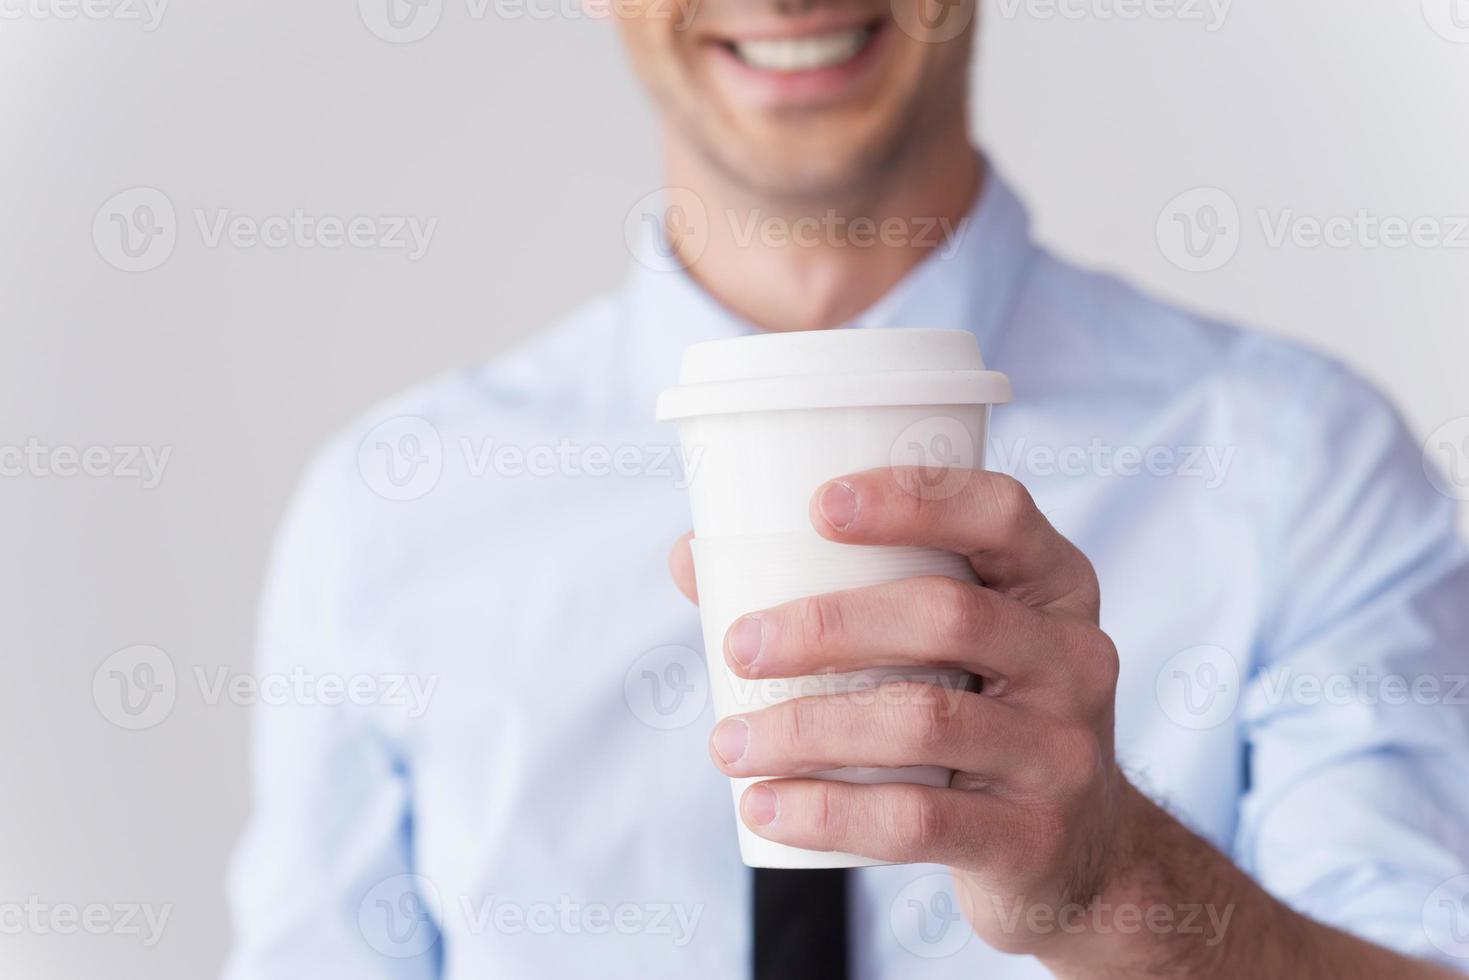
[722,22,884,73]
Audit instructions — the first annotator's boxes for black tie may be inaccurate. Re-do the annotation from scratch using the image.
[753,868,849,980]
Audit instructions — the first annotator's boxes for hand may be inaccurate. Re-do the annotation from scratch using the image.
[671,468,1469,978]
[669,466,1141,961]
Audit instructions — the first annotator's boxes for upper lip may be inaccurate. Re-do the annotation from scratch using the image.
[700,11,886,45]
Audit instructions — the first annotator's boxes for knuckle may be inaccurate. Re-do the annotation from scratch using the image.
[1062,546,1104,617]
[896,689,957,753]
[929,577,986,644]
[1074,629,1121,712]
[891,786,944,856]
[984,473,1035,536]
[1077,552,1102,599]
[888,468,934,521]
[796,592,846,656]
[781,696,818,750]
[813,781,850,843]
[1054,624,1119,715]
[1052,726,1103,796]
[1092,633,1121,692]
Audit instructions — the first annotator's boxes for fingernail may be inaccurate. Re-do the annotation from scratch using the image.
[743,783,779,827]
[711,718,749,765]
[818,480,858,531]
[726,615,764,669]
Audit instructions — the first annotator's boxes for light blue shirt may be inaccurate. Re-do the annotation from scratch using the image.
[224,169,1469,978]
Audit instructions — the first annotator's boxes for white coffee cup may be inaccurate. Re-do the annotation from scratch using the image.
[657,328,1012,869]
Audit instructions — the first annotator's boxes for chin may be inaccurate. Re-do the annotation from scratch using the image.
[707,114,916,208]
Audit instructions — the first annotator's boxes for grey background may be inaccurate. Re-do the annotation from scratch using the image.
[2,1,1467,977]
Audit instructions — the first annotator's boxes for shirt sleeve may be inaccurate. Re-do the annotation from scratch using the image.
[221,449,441,980]
[1236,361,1469,970]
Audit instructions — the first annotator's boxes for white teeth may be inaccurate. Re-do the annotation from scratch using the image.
[733,28,871,73]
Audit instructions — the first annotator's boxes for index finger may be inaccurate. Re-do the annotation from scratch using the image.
[809,468,1099,618]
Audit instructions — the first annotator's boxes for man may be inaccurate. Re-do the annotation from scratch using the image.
[225,2,1469,977]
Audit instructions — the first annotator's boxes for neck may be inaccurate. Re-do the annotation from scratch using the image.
[662,126,981,333]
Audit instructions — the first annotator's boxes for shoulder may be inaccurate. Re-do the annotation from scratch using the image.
[1004,246,1444,539]
[1017,244,1458,565]
[281,291,629,541]
[1010,247,1392,433]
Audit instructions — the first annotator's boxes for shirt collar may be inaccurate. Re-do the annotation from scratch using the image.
[623,158,1036,400]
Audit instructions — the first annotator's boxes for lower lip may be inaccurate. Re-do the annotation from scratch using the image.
[705,23,891,109]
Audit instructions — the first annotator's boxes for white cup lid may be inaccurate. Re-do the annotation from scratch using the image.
[656,328,1012,421]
